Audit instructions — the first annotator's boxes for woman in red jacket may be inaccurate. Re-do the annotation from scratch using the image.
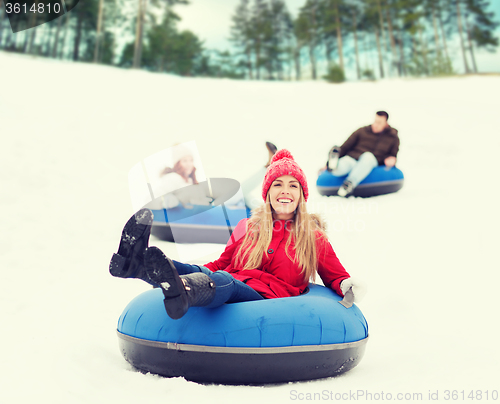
[110,149,365,319]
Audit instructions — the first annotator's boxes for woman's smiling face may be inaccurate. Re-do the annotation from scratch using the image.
[178,155,194,176]
[268,175,301,220]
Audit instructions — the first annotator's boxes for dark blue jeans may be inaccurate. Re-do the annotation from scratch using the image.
[172,260,264,308]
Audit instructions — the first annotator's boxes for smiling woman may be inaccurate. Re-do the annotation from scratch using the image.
[268,175,301,219]
[110,149,366,318]
[110,148,368,381]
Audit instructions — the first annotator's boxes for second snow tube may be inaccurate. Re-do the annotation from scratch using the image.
[148,178,250,244]
[150,204,250,244]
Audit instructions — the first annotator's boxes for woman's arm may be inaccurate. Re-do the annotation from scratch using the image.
[316,236,351,296]
[204,219,248,272]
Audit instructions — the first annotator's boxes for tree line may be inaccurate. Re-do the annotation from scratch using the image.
[0,0,498,80]
[230,0,499,80]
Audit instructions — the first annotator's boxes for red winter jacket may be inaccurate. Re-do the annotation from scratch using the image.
[204,219,350,299]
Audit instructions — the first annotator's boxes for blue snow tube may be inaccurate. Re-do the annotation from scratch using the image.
[151,205,251,244]
[117,284,369,384]
[317,166,404,197]
[149,178,251,244]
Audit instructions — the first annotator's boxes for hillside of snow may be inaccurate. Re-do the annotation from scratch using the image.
[1,51,499,403]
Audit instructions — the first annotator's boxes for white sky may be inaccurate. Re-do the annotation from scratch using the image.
[176,0,306,50]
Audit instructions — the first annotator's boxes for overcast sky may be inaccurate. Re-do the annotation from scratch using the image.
[176,0,306,50]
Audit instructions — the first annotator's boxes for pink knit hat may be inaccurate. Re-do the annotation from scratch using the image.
[262,149,309,202]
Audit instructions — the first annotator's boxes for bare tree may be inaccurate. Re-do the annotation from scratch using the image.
[132,0,146,68]
[384,0,399,75]
[437,0,451,64]
[94,0,105,62]
[456,0,471,73]
[351,4,361,79]
[463,8,478,72]
[375,27,384,78]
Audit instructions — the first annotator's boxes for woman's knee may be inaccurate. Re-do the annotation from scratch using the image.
[198,265,213,276]
[205,271,235,308]
[209,270,235,288]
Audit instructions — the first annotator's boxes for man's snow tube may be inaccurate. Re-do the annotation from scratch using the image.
[317,166,404,197]
[151,205,250,244]
[117,284,368,385]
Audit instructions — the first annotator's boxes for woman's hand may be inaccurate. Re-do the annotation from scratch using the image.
[340,277,367,302]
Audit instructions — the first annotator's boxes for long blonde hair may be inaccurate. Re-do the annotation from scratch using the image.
[234,189,327,283]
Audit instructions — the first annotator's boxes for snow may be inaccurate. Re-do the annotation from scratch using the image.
[1,51,499,403]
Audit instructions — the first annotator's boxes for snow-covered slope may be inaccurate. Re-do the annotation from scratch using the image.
[1,51,499,403]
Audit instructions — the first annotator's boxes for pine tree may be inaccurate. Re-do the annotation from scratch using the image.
[455,0,471,73]
[359,0,385,78]
[71,0,99,61]
[129,7,206,76]
[419,0,453,75]
[295,0,321,79]
[171,30,203,75]
[280,4,295,80]
[321,0,349,73]
[282,15,295,80]
[141,10,179,71]
[58,13,72,59]
[436,0,453,67]
[427,0,445,65]
[383,0,400,75]
[132,0,188,69]
[132,0,146,68]
[94,0,105,62]
[348,1,362,79]
[230,0,254,79]
[97,0,120,64]
[265,0,292,80]
[395,0,426,76]
[250,0,271,79]
[0,6,6,47]
[291,17,304,80]
[464,0,499,72]
[317,0,335,66]
[51,9,64,57]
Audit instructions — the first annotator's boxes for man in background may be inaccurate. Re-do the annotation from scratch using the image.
[325,111,400,197]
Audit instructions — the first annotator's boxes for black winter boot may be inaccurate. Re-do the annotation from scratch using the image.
[265,141,278,168]
[144,247,216,320]
[109,209,153,279]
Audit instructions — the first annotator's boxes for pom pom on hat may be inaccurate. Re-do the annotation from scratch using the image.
[269,149,294,165]
[262,149,309,201]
